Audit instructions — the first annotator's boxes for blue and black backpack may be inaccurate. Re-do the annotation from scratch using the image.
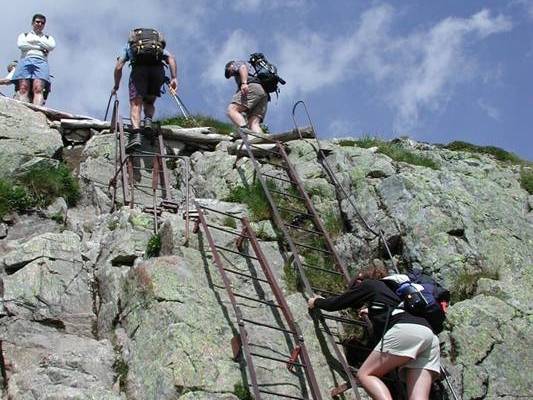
[382,269,450,334]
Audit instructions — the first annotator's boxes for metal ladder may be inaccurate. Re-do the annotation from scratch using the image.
[107,97,190,234]
[235,128,366,399]
[193,201,322,400]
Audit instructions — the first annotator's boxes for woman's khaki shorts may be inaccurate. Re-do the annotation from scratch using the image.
[231,83,268,121]
[374,323,440,373]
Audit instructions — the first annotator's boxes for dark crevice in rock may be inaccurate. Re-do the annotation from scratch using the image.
[379,234,403,259]
[35,318,66,331]
[447,228,466,238]
[111,255,137,267]
[5,259,34,275]
[154,297,183,304]
[0,340,8,390]
[90,274,101,339]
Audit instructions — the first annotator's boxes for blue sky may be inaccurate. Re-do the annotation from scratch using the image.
[1,0,531,160]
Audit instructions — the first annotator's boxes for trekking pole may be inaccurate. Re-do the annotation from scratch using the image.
[104,93,116,121]
[441,367,460,400]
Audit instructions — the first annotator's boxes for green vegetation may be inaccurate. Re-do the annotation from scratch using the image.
[0,164,80,218]
[444,141,522,164]
[520,167,533,194]
[451,269,499,303]
[112,353,129,392]
[234,383,253,400]
[159,114,234,135]
[146,233,162,258]
[339,136,439,170]
[225,180,272,221]
[222,216,238,229]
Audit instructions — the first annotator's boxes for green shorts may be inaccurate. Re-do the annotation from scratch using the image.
[231,83,268,121]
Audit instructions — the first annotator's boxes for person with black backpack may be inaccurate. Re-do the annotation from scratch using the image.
[224,53,284,134]
[308,265,441,400]
[112,28,178,151]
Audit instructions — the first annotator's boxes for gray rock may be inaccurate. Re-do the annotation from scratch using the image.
[0,97,63,179]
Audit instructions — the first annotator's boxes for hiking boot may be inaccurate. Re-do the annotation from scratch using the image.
[143,117,153,132]
[125,131,142,153]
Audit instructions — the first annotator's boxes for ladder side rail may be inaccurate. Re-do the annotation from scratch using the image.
[157,132,172,201]
[276,144,350,283]
[237,130,361,399]
[194,203,262,399]
[241,217,323,400]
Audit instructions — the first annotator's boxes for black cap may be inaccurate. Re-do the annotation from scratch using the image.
[224,61,234,79]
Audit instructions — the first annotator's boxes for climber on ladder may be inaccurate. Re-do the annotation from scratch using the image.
[111,27,178,152]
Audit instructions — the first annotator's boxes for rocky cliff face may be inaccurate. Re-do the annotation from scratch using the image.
[0,97,531,400]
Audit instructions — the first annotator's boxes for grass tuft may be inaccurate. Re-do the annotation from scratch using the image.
[159,114,234,135]
[520,167,533,194]
[444,141,522,164]
[146,233,162,258]
[339,136,439,169]
[0,164,79,218]
[225,180,272,221]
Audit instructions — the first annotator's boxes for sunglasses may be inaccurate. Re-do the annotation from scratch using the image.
[34,20,45,25]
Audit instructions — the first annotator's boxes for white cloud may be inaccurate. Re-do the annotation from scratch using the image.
[272,5,512,131]
[232,0,305,12]
[0,0,211,117]
[477,98,501,121]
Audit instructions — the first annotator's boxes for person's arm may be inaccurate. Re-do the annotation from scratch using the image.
[238,64,249,95]
[111,58,125,95]
[166,53,178,91]
[39,34,56,52]
[311,281,374,312]
[17,32,35,51]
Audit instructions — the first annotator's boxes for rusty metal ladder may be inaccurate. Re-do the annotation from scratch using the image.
[107,97,186,233]
[193,201,323,400]
[235,128,365,399]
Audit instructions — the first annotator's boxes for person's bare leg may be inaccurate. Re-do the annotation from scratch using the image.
[406,368,437,400]
[130,97,143,129]
[248,115,264,134]
[357,351,411,400]
[17,79,30,102]
[32,79,44,105]
[143,96,156,120]
[227,103,247,127]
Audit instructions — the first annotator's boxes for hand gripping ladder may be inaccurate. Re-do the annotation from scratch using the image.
[235,128,366,399]
[193,201,322,400]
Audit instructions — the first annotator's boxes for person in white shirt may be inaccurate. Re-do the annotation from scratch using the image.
[12,14,55,105]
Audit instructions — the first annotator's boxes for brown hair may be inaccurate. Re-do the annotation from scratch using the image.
[349,263,388,287]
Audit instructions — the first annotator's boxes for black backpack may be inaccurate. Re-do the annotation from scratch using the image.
[382,269,450,334]
[128,28,166,65]
[249,52,286,93]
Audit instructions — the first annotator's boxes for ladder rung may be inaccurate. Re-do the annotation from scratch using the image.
[206,223,249,239]
[269,188,305,201]
[249,144,281,156]
[293,240,332,254]
[277,205,313,218]
[250,352,305,368]
[223,267,269,284]
[261,173,292,183]
[214,245,258,260]
[255,388,308,400]
[234,293,281,308]
[242,318,296,335]
[322,314,366,326]
[301,262,342,276]
[283,223,322,235]
[311,286,341,296]
[198,205,243,220]
[263,160,288,169]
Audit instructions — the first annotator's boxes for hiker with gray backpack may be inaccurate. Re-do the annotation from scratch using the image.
[225,52,285,134]
[112,28,178,151]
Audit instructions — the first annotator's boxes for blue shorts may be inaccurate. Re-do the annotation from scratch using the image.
[12,57,50,83]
